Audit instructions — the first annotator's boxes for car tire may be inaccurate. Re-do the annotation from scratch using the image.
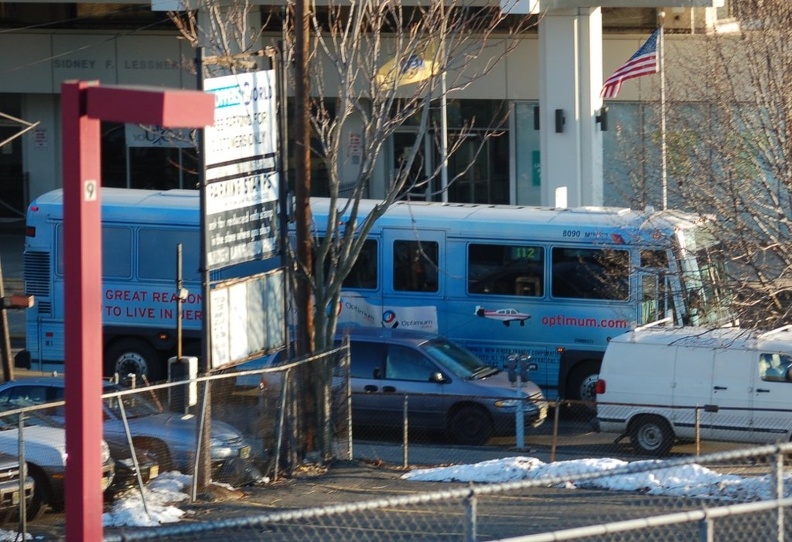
[106,339,162,384]
[26,465,51,521]
[135,439,173,473]
[629,415,674,456]
[449,406,493,446]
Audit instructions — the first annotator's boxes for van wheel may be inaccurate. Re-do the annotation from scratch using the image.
[449,406,493,446]
[106,339,162,384]
[630,416,674,456]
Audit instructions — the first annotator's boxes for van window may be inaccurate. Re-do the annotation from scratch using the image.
[385,345,435,381]
[468,243,544,296]
[759,353,792,382]
[349,341,386,379]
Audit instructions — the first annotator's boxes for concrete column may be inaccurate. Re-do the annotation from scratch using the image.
[539,8,603,207]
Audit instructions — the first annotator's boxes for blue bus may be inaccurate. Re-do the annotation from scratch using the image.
[18,189,736,400]
[313,198,737,402]
[17,188,282,382]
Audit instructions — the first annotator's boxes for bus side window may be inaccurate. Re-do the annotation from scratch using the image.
[393,240,438,292]
[468,243,544,297]
[551,248,629,300]
[342,239,378,289]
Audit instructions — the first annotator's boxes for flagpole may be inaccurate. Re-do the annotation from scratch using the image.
[658,13,667,210]
[440,3,449,203]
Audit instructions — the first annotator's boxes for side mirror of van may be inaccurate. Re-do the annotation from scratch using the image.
[430,372,447,383]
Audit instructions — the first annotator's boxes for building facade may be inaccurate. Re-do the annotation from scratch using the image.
[0,3,739,228]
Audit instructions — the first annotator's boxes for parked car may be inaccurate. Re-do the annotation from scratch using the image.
[0,378,257,482]
[595,324,792,455]
[0,407,114,518]
[105,443,159,497]
[0,451,34,524]
[237,328,548,445]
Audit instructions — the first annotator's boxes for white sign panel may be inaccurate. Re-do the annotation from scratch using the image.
[203,70,280,270]
[210,269,286,370]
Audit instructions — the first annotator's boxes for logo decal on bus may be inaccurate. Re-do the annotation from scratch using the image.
[382,310,398,328]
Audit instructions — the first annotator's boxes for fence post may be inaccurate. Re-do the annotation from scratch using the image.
[402,394,409,469]
[550,398,561,463]
[17,412,26,534]
[695,406,701,456]
[274,368,290,482]
[698,515,714,542]
[344,348,353,461]
[463,485,477,542]
[773,448,784,541]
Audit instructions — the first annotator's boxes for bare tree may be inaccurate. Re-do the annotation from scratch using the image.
[172,0,536,461]
[286,1,535,457]
[610,1,792,328]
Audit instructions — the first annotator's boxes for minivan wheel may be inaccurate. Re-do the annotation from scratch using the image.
[449,406,493,446]
[629,415,674,456]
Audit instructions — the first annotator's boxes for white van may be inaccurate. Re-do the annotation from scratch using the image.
[594,322,792,455]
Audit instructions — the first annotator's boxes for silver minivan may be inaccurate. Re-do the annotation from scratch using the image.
[242,328,548,445]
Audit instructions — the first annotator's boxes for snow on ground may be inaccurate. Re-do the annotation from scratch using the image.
[103,471,194,528]
[402,456,789,501]
[0,455,784,536]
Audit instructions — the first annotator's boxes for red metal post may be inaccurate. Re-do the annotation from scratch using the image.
[60,81,213,541]
[62,80,104,541]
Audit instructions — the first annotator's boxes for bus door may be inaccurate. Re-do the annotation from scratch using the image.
[381,228,445,333]
[637,249,675,326]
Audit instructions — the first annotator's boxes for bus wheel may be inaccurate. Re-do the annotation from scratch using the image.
[566,362,599,414]
[107,339,161,384]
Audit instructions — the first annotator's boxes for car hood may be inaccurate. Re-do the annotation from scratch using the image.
[0,425,66,452]
[107,412,243,441]
[470,370,545,399]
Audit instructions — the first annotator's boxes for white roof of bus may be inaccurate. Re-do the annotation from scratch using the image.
[310,197,709,244]
[30,189,709,243]
[30,188,200,224]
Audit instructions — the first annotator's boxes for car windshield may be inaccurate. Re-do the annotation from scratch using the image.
[420,338,499,379]
[104,387,162,419]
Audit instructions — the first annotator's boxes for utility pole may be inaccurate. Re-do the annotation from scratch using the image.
[293,0,316,460]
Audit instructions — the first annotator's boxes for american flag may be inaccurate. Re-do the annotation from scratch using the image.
[601,28,660,99]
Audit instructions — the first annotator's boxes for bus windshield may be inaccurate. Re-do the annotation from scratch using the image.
[677,226,737,327]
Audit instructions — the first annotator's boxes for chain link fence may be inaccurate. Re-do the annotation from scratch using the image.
[101,442,792,541]
[0,354,791,540]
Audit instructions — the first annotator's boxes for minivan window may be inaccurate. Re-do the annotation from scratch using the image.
[349,342,386,379]
[420,338,496,379]
[385,345,436,381]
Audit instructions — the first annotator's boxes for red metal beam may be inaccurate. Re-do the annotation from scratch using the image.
[85,85,215,127]
[62,80,214,541]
